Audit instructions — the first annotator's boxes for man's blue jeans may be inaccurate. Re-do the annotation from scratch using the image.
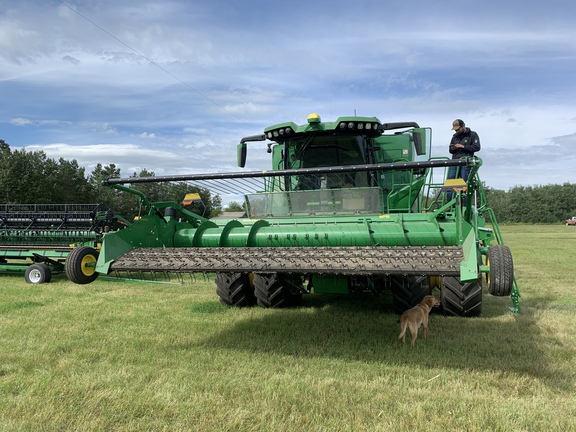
[448,165,470,182]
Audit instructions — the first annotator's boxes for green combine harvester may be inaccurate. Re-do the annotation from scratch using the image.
[0,203,128,283]
[65,113,520,316]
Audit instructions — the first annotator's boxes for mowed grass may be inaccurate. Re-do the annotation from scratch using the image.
[1,225,576,431]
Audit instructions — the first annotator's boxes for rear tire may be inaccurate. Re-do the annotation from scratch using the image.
[487,245,514,296]
[65,246,99,284]
[391,275,430,313]
[441,276,482,317]
[24,264,52,284]
[253,273,302,308]
[215,272,256,307]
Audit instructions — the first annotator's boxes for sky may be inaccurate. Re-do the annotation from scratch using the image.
[2,0,576,196]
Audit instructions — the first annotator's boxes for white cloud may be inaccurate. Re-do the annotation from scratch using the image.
[10,118,33,126]
[1,0,576,194]
[10,118,71,127]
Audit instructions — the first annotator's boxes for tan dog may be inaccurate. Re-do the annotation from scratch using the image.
[398,295,441,345]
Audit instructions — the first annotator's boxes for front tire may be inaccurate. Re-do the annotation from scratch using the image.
[441,276,482,317]
[215,272,256,307]
[253,273,303,308]
[65,246,99,284]
[487,245,514,296]
[25,264,52,284]
[391,275,430,313]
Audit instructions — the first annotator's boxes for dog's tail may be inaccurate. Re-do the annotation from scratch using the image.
[398,317,407,340]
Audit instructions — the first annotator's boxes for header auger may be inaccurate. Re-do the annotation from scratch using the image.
[65,114,520,316]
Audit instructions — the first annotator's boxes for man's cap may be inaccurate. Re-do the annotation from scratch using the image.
[452,119,465,131]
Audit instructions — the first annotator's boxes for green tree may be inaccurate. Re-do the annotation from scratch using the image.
[224,201,245,212]
[114,172,223,220]
[485,183,576,224]
[484,186,509,223]
[88,163,129,214]
[0,143,94,205]
[131,169,164,203]
[0,139,12,202]
[162,182,222,218]
[2,149,47,203]
[44,158,92,203]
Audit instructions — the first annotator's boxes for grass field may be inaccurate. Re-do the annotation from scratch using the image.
[1,225,576,431]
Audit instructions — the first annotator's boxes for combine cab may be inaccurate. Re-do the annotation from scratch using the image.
[65,114,520,316]
[0,203,128,283]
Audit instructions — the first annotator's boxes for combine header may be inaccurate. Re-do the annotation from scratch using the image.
[65,114,520,316]
[0,203,128,283]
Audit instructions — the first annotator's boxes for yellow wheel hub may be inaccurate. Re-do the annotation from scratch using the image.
[80,254,97,276]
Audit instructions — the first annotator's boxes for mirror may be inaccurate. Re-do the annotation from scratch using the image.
[413,131,424,156]
[237,142,247,167]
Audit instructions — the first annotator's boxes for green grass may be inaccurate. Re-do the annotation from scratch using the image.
[1,225,576,431]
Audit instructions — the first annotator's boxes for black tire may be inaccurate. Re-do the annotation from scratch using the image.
[43,264,52,283]
[253,273,303,308]
[24,264,52,284]
[215,272,256,307]
[441,276,482,317]
[487,245,514,296]
[391,275,430,314]
[65,246,99,284]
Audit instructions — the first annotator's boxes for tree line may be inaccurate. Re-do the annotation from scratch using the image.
[1,139,575,223]
[484,183,576,224]
[0,139,222,220]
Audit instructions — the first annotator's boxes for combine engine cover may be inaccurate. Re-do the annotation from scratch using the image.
[66,114,520,316]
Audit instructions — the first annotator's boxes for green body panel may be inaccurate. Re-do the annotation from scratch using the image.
[97,214,176,274]
[0,249,69,259]
[312,275,349,294]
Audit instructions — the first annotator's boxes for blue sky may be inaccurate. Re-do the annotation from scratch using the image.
[1,0,576,192]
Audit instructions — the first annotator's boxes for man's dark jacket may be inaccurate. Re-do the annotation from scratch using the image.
[449,127,481,159]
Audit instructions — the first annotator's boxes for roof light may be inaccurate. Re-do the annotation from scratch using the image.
[334,119,383,134]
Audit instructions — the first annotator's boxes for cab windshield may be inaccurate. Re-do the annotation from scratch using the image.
[288,135,366,170]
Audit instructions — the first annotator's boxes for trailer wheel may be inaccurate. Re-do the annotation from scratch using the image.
[65,246,99,284]
[391,275,429,313]
[24,264,52,284]
[253,273,302,308]
[215,272,256,307]
[441,277,482,317]
[487,245,514,296]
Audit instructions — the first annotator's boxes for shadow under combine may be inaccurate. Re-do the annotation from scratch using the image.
[187,290,562,388]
